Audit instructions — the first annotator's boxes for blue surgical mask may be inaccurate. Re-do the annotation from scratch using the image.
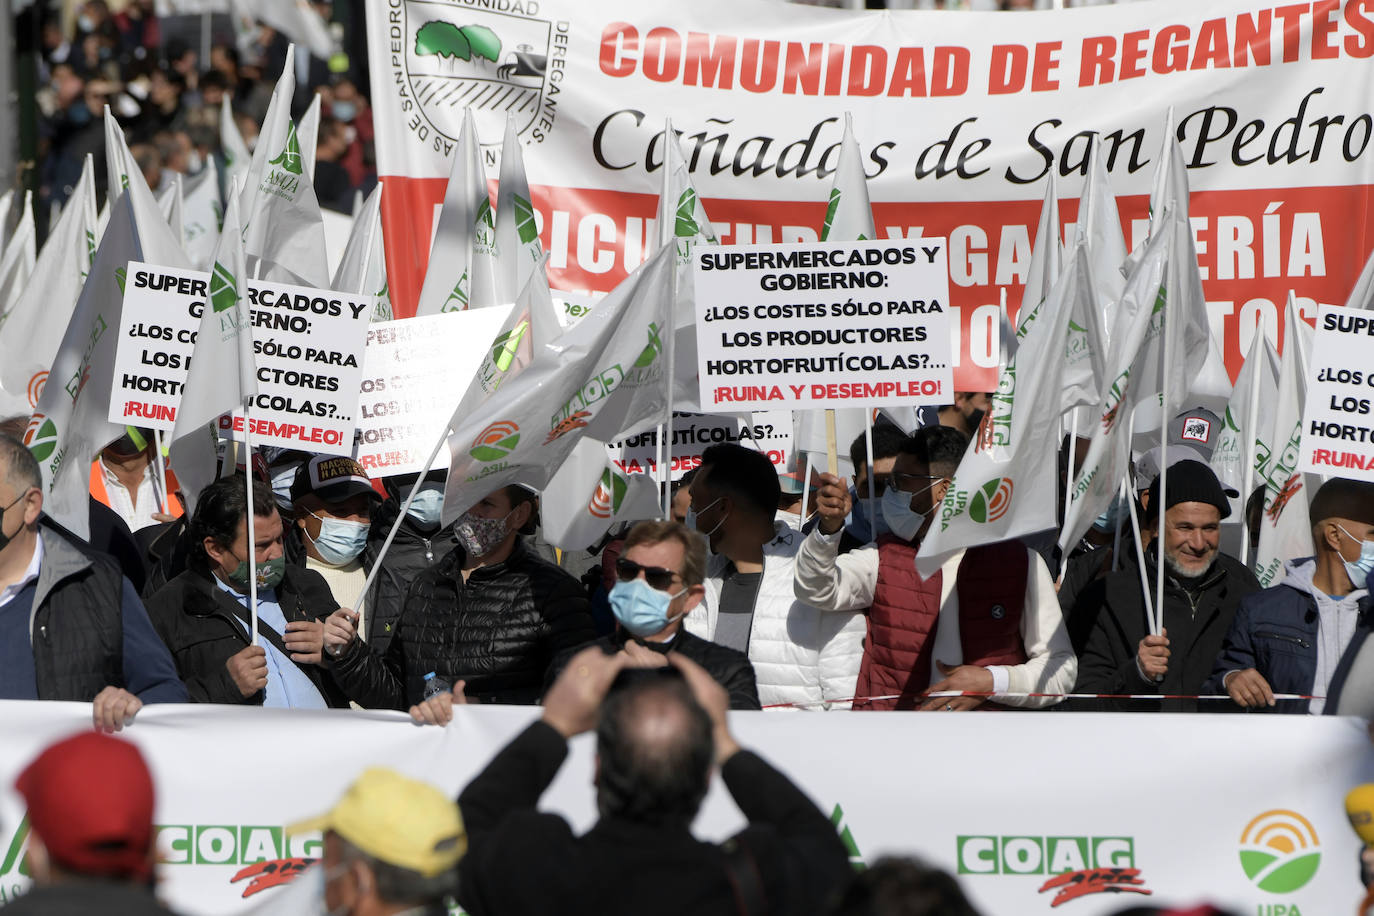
[847,486,889,543]
[1337,524,1374,588]
[331,100,357,122]
[405,484,444,529]
[306,509,369,566]
[687,497,727,540]
[881,483,938,543]
[1092,494,1127,533]
[609,578,687,638]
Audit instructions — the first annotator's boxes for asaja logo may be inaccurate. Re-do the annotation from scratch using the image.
[210,262,238,313]
[1239,810,1321,893]
[588,469,628,519]
[24,414,58,463]
[970,477,1013,524]
[396,1,559,150]
[470,421,521,462]
[267,121,304,177]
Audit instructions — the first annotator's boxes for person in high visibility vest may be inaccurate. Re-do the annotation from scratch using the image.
[89,427,183,533]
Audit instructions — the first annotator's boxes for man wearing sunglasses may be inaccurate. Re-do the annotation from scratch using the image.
[547,519,760,710]
[795,426,1075,711]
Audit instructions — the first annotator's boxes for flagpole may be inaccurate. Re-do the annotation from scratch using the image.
[242,397,259,645]
[863,409,876,539]
[1061,409,1077,547]
[800,453,816,525]
[1122,410,1157,636]
[659,117,678,519]
[1154,238,1176,640]
[153,428,171,515]
[1238,344,1263,569]
[1112,476,1127,572]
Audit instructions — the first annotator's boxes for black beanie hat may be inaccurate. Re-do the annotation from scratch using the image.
[1145,459,1232,520]
[1308,477,1374,527]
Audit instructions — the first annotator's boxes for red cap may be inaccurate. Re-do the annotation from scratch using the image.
[15,733,155,881]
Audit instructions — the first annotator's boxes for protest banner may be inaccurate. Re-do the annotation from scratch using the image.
[109,262,373,453]
[692,240,953,411]
[366,0,1374,392]
[1298,304,1374,480]
[0,703,1370,916]
[611,409,793,479]
[552,288,602,328]
[352,307,514,476]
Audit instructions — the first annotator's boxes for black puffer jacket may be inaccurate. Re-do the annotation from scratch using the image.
[144,566,350,706]
[330,538,595,707]
[362,500,459,657]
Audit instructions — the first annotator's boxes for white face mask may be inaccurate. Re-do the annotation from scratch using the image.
[880,481,940,542]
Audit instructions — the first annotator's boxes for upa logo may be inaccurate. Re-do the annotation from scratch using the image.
[24,414,58,463]
[25,371,48,409]
[396,1,560,149]
[1239,810,1321,894]
[470,421,521,462]
[588,468,628,519]
[970,477,1014,524]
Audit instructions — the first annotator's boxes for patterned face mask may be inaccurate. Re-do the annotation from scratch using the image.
[454,509,516,558]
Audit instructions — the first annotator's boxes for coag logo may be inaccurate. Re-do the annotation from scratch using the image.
[24,414,58,463]
[970,477,1013,524]
[1239,810,1321,893]
[469,421,521,462]
[399,2,558,147]
[957,835,1134,876]
[1265,475,1303,524]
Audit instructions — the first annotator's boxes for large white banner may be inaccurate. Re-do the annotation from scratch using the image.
[1298,304,1374,479]
[367,0,1374,392]
[0,704,1371,916]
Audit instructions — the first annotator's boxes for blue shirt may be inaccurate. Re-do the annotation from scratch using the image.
[213,578,327,710]
[0,581,39,700]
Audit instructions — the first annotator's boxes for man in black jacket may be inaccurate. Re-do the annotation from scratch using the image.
[0,433,185,729]
[324,484,594,709]
[457,648,851,916]
[544,519,760,711]
[1074,461,1260,711]
[144,475,349,707]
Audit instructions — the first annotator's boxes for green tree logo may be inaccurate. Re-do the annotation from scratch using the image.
[633,323,663,369]
[675,189,701,239]
[115,267,128,295]
[268,122,305,176]
[1238,810,1321,894]
[491,321,530,373]
[513,196,539,245]
[0,814,30,878]
[414,21,501,63]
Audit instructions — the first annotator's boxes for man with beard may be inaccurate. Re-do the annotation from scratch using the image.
[1074,460,1261,711]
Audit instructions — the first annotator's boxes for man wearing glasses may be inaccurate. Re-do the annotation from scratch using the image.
[547,520,761,710]
[795,426,1075,711]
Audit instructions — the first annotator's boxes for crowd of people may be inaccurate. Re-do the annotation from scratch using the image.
[33,0,373,226]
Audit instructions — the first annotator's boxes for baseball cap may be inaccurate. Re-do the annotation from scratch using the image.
[291,455,378,504]
[1145,459,1233,520]
[289,768,466,877]
[15,733,156,881]
[1167,407,1223,460]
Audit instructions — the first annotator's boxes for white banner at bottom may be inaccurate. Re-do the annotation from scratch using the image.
[0,703,1370,916]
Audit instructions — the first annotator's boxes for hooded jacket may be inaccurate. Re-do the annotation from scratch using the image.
[1205,557,1370,713]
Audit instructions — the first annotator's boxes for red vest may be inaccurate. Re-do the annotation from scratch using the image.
[854,537,1029,710]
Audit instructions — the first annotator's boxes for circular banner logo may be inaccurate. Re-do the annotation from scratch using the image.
[469,421,521,463]
[970,477,1013,524]
[1238,809,1321,893]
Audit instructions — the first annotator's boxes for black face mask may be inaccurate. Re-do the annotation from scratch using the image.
[966,407,987,432]
[0,493,26,554]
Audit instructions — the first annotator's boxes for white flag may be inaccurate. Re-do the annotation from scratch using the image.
[299,93,321,183]
[182,158,223,268]
[541,439,662,551]
[1253,295,1316,587]
[415,109,498,316]
[241,45,330,287]
[1213,329,1280,495]
[30,174,189,536]
[494,113,544,306]
[229,0,337,58]
[331,184,392,321]
[0,191,12,255]
[0,191,36,318]
[220,97,252,197]
[158,173,185,250]
[171,187,257,514]
[104,110,138,212]
[921,245,1086,561]
[1056,217,1174,556]
[0,158,98,417]
[1019,173,1061,331]
[441,245,674,524]
[1075,135,1127,335]
[1054,252,1108,414]
[653,119,720,411]
[1344,244,1374,310]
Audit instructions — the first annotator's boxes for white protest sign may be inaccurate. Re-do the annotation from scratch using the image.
[612,410,794,480]
[352,307,514,477]
[1298,304,1374,481]
[110,263,207,427]
[693,240,953,412]
[109,262,373,452]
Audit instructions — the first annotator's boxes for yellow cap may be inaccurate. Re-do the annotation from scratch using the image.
[290,768,466,877]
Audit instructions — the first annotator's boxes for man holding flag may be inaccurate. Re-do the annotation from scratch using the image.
[794,427,1074,711]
